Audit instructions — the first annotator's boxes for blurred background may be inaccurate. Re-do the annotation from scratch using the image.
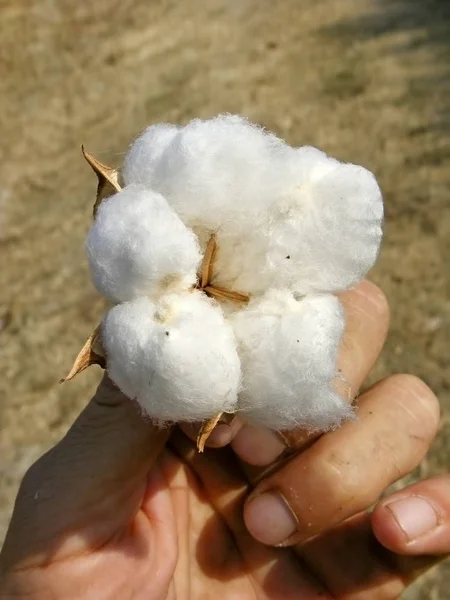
[0,0,449,596]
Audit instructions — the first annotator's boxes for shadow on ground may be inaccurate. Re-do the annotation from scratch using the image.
[325,0,450,132]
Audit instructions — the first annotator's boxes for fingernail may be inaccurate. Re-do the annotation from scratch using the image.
[231,425,286,466]
[244,491,297,545]
[387,496,439,541]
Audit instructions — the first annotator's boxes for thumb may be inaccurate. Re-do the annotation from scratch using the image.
[60,374,170,488]
[0,375,169,569]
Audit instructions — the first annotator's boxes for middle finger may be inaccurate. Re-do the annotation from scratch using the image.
[243,374,439,547]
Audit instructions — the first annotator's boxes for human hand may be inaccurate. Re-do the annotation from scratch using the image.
[0,281,447,599]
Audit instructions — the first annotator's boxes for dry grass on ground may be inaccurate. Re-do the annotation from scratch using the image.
[1,0,449,597]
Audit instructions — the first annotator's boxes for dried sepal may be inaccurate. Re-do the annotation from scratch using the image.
[81,146,122,216]
[200,234,217,288]
[61,325,106,383]
[198,234,249,305]
[196,411,236,452]
[203,285,249,305]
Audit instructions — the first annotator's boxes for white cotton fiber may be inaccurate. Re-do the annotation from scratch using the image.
[79,114,384,434]
[122,114,289,232]
[121,116,382,300]
[122,123,180,188]
[231,290,353,430]
[257,150,384,295]
[102,291,241,423]
[86,184,202,303]
[165,142,382,299]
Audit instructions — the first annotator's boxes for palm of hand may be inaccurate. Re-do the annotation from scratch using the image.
[2,427,410,600]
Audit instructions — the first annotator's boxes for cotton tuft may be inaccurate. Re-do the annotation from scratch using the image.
[86,184,202,303]
[102,292,241,423]
[122,123,180,188]
[123,114,290,233]
[83,114,384,432]
[231,291,353,430]
[261,152,384,295]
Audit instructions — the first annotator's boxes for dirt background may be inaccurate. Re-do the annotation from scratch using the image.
[0,0,449,597]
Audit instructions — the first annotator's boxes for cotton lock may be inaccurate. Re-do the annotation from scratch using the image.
[102,292,241,423]
[231,291,352,430]
[86,184,202,303]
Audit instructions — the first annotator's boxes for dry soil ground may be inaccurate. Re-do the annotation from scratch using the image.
[0,0,449,597]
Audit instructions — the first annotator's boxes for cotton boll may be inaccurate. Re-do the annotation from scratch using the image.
[122,123,180,187]
[102,292,241,423]
[231,290,352,430]
[123,114,289,232]
[86,184,202,303]
[258,153,383,294]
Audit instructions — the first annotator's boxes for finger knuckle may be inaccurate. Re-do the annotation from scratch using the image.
[317,451,373,510]
[389,374,440,439]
